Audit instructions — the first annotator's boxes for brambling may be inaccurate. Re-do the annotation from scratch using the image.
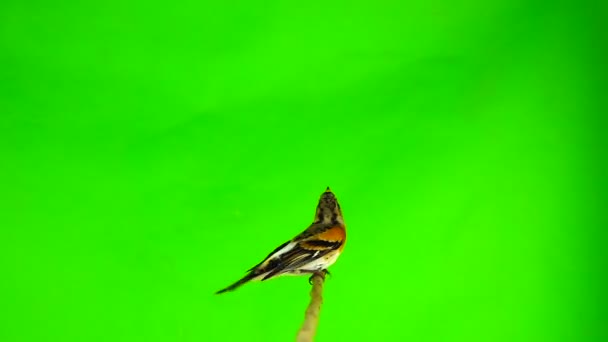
[216,187,346,294]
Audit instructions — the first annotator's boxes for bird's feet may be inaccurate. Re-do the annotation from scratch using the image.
[308,269,330,284]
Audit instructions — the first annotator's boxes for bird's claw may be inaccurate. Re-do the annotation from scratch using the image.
[308,270,330,284]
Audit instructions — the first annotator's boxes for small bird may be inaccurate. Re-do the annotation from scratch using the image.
[216,187,346,294]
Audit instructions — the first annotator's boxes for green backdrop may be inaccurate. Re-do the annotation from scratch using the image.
[1,1,604,341]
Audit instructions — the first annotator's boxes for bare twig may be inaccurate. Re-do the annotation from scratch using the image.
[296,272,326,342]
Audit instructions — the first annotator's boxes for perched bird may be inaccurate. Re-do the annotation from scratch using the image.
[216,187,346,294]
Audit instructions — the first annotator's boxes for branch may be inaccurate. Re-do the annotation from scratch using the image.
[296,272,326,342]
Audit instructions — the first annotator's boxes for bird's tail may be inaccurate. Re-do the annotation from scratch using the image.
[215,272,256,294]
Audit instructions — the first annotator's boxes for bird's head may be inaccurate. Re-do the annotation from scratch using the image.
[314,187,344,225]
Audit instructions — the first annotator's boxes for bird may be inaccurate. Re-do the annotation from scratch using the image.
[215,187,346,294]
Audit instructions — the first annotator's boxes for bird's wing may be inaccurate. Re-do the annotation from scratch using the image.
[259,223,345,280]
[247,240,292,272]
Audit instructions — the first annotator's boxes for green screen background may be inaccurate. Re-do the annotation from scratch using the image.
[1,1,605,341]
